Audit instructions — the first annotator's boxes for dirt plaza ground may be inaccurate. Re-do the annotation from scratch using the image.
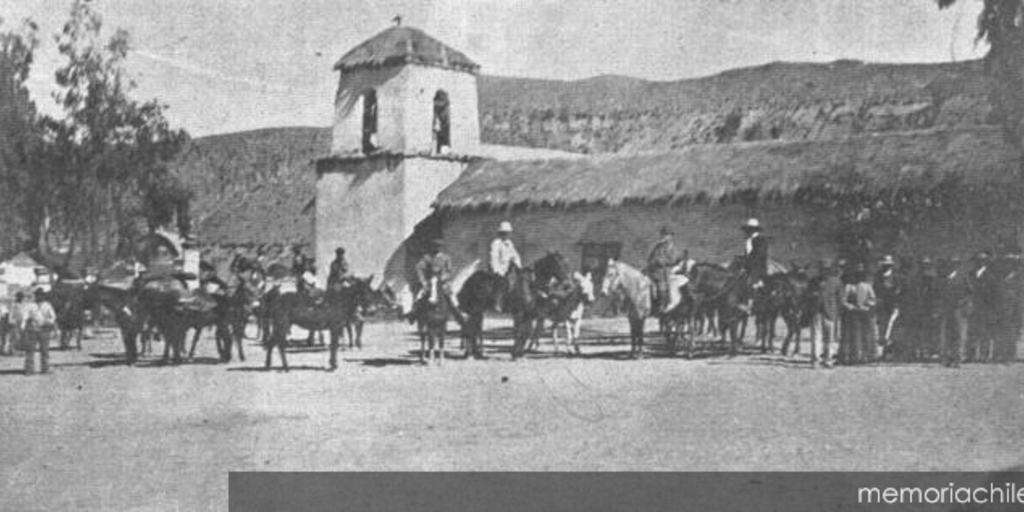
[1,318,1022,511]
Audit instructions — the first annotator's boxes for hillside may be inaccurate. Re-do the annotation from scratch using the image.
[478,60,993,153]
[175,59,997,247]
[172,127,329,246]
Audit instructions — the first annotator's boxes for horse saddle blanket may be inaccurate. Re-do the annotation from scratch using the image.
[141,277,217,313]
[176,290,218,313]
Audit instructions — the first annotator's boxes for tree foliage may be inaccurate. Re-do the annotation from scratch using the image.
[938,0,1024,155]
[0,17,41,258]
[36,0,190,268]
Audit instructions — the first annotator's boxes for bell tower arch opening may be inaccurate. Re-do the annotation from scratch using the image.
[433,90,451,154]
[361,89,378,153]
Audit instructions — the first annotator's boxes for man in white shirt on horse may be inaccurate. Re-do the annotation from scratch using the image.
[489,221,522,312]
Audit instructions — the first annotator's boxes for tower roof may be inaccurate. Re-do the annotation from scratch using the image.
[334,26,480,74]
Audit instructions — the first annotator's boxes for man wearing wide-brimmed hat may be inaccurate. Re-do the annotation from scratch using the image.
[489,221,522,312]
[741,218,769,283]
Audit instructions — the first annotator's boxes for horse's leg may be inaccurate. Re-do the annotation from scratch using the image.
[328,329,339,371]
[419,321,427,364]
[264,335,274,370]
[438,329,445,366]
[161,329,171,364]
[237,325,246,361]
[187,327,202,360]
[791,318,802,356]
[122,327,137,366]
[532,317,544,353]
[428,328,436,365]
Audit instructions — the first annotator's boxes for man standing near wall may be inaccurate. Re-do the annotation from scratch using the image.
[811,260,842,368]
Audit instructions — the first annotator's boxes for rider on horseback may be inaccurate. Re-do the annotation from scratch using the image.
[647,226,688,314]
[291,245,320,302]
[327,247,363,322]
[742,218,769,285]
[489,221,522,313]
[740,218,770,314]
[327,247,351,289]
[414,239,460,312]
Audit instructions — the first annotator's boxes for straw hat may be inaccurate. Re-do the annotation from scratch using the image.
[497,221,513,233]
[741,218,762,231]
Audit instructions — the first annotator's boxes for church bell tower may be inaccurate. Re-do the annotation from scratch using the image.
[314,22,481,288]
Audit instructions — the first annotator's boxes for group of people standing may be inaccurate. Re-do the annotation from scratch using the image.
[0,289,58,375]
[646,216,1022,368]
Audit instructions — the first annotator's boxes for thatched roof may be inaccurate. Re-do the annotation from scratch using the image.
[434,127,1022,210]
[334,26,479,74]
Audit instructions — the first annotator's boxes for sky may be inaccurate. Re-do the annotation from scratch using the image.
[2,0,988,136]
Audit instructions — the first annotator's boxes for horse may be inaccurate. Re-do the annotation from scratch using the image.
[505,265,538,360]
[336,277,397,351]
[411,276,452,364]
[455,268,508,359]
[776,267,815,357]
[601,260,653,358]
[530,271,595,356]
[533,251,572,288]
[222,278,264,362]
[751,273,785,353]
[83,283,147,365]
[46,280,89,350]
[687,261,751,355]
[263,276,373,371]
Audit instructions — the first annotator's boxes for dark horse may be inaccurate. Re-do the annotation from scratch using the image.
[456,252,568,360]
[688,261,751,355]
[47,280,89,350]
[455,269,505,359]
[222,278,264,362]
[263,276,373,371]
[83,283,147,365]
[131,275,233,365]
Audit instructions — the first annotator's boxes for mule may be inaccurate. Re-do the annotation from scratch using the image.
[412,276,451,365]
[47,280,88,350]
[83,284,147,365]
[505,265,538,360]
[263,277,373,371]
[455,269,508,359]
[531,271,595,356]
[687,262,751,355]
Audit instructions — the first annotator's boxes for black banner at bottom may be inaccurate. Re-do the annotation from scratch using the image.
[229,471,1024,512]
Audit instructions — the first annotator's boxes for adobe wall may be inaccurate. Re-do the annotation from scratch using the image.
[439,199,1024,277]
